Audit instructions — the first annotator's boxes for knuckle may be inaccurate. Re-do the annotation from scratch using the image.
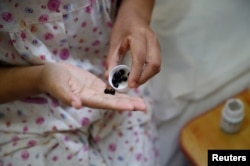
[150,61,161,73]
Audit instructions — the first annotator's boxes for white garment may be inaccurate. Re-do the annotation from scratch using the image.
[150,1,250,166]
[151,0,250,122]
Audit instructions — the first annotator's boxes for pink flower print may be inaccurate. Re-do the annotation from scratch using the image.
[44,33,54,40]
[133,88,140,94]
[67,155,72,160]
[92,27,97,32]
[47,0,61,11]
[107,21,113,28]
[11,135,19,142]
[38,14,49,23]
[136,153,142,161]
[118,131,123,137]
[92,40,100,46]
[108,143,116,152]
[154,148,159,157]
[84,47,90,52]
[23,126,29,133]
[36,116,45,125]
[86,5,92,14]
[40,55,46,60]
[83,145,89,151]
[52,49,58,55]
[20,32,26,41]
[74,17,78,22]
[81,117,90,126]
[21,150,30,160]
[1,12,14,22]
[59,48,70,60]
[52,155,58,161]
[15,3,19,8]
[81,21,87,28]
[52,126,57,131]
[12,141,17,147]
[64,136,69,141]
[7,38,12,44]
[93,136,101,143]
[89,0,95,5]
[27,140,37,147]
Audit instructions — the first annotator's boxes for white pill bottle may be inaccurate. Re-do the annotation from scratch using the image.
[220,98,245,134]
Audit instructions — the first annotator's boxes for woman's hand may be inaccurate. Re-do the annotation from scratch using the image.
[105,0,161,88]
[39,62,146,111]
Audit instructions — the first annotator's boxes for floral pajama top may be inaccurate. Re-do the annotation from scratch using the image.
[0,0,159,166]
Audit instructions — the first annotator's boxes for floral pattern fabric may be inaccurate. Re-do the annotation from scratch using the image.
[0,0,159,165]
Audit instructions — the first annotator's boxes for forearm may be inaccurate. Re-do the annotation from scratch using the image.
[0,65,44,103]
[117,0,155,25]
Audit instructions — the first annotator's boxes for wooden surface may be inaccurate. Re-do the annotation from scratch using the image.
[180,90,250,166]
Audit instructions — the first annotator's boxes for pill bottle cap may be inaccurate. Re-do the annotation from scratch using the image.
[108,65,131,93]
[222,98,244,123]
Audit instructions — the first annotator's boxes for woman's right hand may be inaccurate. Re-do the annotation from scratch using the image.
[39,62,146,112]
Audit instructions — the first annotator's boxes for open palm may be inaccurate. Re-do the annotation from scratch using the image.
[39,62,146,112]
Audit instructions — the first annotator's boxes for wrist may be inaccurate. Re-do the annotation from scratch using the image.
[35,65,46,94]
[117,0,154,25]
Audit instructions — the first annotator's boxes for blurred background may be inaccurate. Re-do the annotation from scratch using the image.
[149,0,250,165]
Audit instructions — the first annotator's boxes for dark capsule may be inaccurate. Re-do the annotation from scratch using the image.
[112,78,117,85]
[116,78,122,83]
[104,88,110,94]
[110,88,116,95]
[113,71,121,79]
[121,76,127,82]
[113,82,119,88]
[118,69,125,76]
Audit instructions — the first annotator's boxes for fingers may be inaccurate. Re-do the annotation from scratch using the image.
[106,25,161,88]
[128,35,147,88]
[137,33,161,85]
[128,31,161,87]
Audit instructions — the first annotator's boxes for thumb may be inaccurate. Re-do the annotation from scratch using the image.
[54,83,82,109]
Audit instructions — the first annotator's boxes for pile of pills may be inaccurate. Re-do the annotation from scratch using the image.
[107,65,131,93]
[111,69,129,88]
[104,88,116,95]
